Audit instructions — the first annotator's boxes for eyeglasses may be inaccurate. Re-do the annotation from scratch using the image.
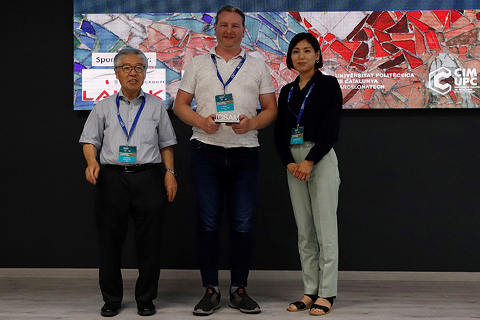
[116,65,146,73]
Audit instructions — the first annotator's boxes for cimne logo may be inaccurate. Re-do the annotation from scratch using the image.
[428,67,452,95]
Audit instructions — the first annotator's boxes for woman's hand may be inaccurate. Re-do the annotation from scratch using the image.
[292,160,314,181]
[287,163,298,175]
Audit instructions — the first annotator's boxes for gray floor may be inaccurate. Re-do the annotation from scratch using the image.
[0,269,479,320]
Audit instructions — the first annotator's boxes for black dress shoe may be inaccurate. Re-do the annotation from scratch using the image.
[101,301,121,317]
[137,300,156,316]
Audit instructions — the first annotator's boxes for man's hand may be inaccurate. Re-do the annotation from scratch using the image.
[85,160,100,185]
[83,144,100,185]
[227,115,253,134]
[164,173,177,202]
[160,146,177,202]
[201,114,221,134]
[174,90,220,135]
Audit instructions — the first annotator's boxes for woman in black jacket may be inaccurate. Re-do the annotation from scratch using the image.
[274,32,342,316]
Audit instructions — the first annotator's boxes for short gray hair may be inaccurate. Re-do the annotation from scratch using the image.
[114,48,148,68]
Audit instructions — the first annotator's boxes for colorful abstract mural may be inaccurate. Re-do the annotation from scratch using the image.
[74,10,480,110]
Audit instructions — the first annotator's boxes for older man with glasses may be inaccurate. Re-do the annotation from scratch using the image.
[79,48,178,317]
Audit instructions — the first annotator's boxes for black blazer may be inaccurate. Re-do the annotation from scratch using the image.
[274,70,342,166]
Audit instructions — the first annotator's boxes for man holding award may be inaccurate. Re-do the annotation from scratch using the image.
[173,5,277,316]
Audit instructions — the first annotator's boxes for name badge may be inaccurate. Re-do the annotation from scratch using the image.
[118,145,137,163]
[215,93,234,112]
[290,126,304,145]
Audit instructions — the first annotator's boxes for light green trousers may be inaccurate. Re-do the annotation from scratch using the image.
[287,143,340,298]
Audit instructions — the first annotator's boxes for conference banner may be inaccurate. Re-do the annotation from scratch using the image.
[74,10,480,110]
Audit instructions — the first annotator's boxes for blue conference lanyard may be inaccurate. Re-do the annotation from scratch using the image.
[287,83,315,126]
[211,53,247,92]
[116,93,146,142]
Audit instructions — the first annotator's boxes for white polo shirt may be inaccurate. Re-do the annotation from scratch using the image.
[179,47,275,148]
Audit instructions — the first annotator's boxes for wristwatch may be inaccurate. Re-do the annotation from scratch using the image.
[166,169,177,177]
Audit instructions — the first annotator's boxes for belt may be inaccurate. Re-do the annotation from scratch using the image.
[104,163,159,173]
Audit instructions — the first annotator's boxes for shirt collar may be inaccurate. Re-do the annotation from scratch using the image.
[294,70,322,85]
[210,46,245,60]
[118,89,145,102]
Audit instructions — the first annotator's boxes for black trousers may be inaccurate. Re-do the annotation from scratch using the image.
[95,165,166,303]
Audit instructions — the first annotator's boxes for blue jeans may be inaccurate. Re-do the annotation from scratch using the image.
[190,139,259,287]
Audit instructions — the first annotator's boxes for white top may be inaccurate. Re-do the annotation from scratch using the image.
[179,47,275,148]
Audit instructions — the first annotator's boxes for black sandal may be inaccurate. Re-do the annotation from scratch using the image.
[287,294,318,312]
[309,296,335,316]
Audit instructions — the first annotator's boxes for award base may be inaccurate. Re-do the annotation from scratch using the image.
[215,114,240,123]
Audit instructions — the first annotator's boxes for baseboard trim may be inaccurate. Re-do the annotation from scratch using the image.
[0,269,479,282]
